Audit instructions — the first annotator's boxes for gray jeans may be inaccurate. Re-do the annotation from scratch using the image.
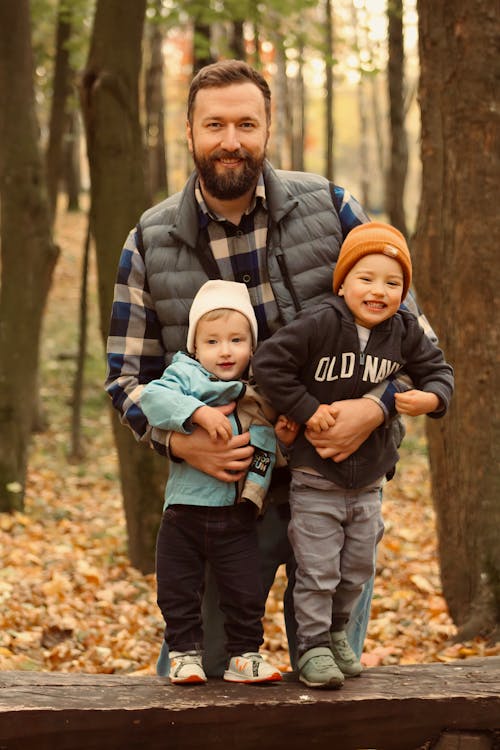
[289,470,384,655]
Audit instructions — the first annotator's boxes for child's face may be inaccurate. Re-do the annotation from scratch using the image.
[194,310,252,380]
[338,253,404,328]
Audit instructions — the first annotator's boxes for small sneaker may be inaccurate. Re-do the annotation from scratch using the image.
[169,651,207,684]
[224,652,282,683]
[298,646,344,689]
[330,630,363,677]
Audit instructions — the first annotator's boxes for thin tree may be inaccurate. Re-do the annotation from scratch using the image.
[385,0,408,237]
[45,0,74,225]
[0,0,59,511]
[350,0,370,209]
[415,0,500,640]
[80,0,165,572]
[144,9,168,202]
[324,0,334,181]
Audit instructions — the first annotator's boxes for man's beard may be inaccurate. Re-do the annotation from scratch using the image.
[193,147,265,200]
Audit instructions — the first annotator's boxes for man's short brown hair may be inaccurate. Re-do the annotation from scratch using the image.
[187,59,272,125]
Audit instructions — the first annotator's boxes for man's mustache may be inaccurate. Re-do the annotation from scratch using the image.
[210,149,252,161]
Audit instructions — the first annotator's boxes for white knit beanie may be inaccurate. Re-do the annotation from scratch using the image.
[186,280,259,354]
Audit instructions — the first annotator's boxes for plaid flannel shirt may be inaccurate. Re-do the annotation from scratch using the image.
[105,178,435,454]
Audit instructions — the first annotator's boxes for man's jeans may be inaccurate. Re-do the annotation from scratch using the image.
[156,501,376,677]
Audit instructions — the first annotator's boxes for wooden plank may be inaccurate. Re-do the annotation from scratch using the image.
[433,731,494,749]
[0,657,499,750]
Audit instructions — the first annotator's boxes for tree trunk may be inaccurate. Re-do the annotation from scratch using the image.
[350,2,370,209]
[386,0,408,237]
[192,20,214,75]
[80,0,165,573]
[64,108,81,212]
[145,14,168,202]
[0,0,59,511]
[230,20,246,60]
[414,0,500,639]
[324,0,334,181]
[45,0,73,224]
[268,21,289,170]
[290,41,305,172]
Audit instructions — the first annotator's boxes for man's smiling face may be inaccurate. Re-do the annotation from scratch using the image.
[186,82,270,201]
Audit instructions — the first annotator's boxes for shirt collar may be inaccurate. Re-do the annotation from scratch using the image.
[195,173,267,227]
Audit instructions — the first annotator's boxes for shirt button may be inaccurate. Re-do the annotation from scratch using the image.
[242,274,251,283]
[236,230,243,237]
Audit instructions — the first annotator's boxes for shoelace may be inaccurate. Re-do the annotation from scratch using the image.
[333,638,355,661]
[310,655,336,672]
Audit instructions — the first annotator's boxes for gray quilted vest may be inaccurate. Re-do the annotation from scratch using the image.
[138,161,343,361]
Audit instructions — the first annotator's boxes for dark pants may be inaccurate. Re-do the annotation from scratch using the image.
[156,502,265,656]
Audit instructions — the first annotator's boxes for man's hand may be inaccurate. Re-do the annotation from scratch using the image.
[170,403,254,482]
[305,398,384,462]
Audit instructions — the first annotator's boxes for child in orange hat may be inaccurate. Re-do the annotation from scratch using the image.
[253,221,454,689]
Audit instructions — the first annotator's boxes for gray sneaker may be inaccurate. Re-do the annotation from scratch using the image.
[330,630,363,676]
[297,646,344,689]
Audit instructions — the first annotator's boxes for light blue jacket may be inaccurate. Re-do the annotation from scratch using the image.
[141,352,277,512]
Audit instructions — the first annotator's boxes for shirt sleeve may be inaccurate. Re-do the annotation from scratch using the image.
[332,185,371,238]
[104,226,169,455]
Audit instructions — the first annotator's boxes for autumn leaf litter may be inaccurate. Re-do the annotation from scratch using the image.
[1,206,498,675]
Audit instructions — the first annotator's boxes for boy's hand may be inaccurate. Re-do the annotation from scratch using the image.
[192,404,233,441]
[275,415,300,447]
[306,404,336,433]
[170,401,253,482]
[305,398,384,462]
[395,389,440,416]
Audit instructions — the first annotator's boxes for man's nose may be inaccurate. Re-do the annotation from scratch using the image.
[220,125,241,151]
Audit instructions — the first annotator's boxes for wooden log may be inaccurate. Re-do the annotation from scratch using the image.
[0,657,499,750]
[433,731,494,749]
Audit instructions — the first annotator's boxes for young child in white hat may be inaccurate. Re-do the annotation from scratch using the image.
[141,280,284,686]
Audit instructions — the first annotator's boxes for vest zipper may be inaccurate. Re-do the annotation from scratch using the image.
[275,246,302,313]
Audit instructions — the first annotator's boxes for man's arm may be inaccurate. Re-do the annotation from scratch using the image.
[105,228,254,477]
[105,227,169,455]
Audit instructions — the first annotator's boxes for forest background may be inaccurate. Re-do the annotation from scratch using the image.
[0,0,498,674]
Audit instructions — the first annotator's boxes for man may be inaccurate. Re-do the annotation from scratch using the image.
[106,59,430,677]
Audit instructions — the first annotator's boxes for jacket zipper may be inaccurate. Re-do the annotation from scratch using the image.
[232,406,243,504]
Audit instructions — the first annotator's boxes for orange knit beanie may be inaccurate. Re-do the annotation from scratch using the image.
[333,221,412,300]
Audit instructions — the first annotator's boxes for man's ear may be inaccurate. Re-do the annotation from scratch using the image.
[186,119,193,154]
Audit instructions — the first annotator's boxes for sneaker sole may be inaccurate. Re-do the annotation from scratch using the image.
[170,675,207,685]
[299,673,344,689]
[223,671,282,684]
[340,666,363,677]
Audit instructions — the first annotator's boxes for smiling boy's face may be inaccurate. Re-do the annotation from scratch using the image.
[194,309,252,381]
[338,253,404,328]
